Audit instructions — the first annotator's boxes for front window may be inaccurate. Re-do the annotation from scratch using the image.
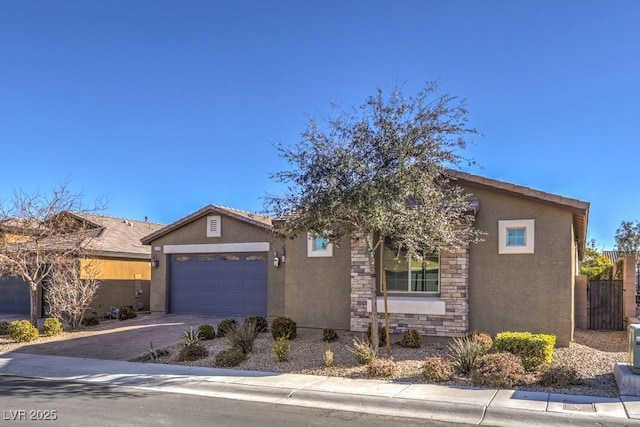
[383,245,439,293]
[506,227,526,246]
[307,233,333,257]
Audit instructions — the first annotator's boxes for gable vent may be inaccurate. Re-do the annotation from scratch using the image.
[207,216,221,237]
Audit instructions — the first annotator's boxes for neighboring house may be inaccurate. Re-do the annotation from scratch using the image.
[141,171,589,346]
[0,212,164,317]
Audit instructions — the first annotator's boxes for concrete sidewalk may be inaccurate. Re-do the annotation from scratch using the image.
[0,352,639,426]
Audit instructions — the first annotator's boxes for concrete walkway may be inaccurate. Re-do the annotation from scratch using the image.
[0,351,639,425]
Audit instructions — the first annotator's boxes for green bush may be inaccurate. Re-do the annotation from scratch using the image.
[0,321,10,335]
[349,336,378,365]
[367,358,397,378]
[225,320,258,354]
[178,343,209,362]
[494,331,556,371]
[198,324,216,340]
[271,316,297,340]
[538,365,583,387]
[400,329,423,348]
[43,318,63,336]
[215,346,247,368]
[422,356,454,383]
[322,328,339,342]
[471,352,525,388]
[272,336,291,362]
[81,316,100,327]
[217,319,238,337]
[118,305,137,321]
[245,316,268,333]
[8,320,39,343]
[448,335,488,375]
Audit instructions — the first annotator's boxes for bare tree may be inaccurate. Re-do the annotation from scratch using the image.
[266,83,485,350]
[0,182,105,326]
[44,256,101,330]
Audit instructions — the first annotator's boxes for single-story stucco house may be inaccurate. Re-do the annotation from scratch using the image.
[141,170,589,346]
[0,212,164,317]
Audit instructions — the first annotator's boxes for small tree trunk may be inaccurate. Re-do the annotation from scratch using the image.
[382,266,391,355]
[29,285,38,327]
[369,271,379,351]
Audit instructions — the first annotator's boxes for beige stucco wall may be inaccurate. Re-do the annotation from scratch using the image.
[90,279,150,316]
[464,185,576,346]
[284,235,352,329]
[146,213,286,317]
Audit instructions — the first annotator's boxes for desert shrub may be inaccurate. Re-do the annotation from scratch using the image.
[43,317,63,336]
[225,320,258,354]
[0,321,10,335]
[182,327,201,346]
[140,342,169,361]
[178,343,209,362]
[324,347,334,367]
[366,325,386,346]
[448,335,488,375]
[538,365,583,387]
[468,331,493,353]
[8,320,39,343]
[422,356,454,383]
[471,352,525,388]
[117,305,137,321]
[494,331,555,371]
[217,319,238,337]
[322,328,339,342]
[81,316,100,327]
[367,358,397,378]
[349,336,378,365]
[214,346,247,368]
[400,329,423,348]
[272,336,291,362]
[245,316,268,333]
[198,324,216,340]
[271,316,297,340]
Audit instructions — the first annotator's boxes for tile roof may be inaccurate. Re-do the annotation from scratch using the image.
[140,204,272,245]
[69,212,165,258]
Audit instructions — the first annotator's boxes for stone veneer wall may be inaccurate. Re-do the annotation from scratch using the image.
[350,239,470,337]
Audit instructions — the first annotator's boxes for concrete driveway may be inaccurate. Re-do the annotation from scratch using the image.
[2,313,228,361]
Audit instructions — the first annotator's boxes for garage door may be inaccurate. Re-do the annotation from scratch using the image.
[169,253,267,317]
[0,276,30,315]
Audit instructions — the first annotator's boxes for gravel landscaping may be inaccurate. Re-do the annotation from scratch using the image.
[0,321,628,398]
[137,327,628,398]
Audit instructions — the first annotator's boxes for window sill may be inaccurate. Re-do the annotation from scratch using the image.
[367,296,446,316]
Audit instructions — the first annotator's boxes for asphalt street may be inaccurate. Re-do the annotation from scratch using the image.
[0,376,466,427]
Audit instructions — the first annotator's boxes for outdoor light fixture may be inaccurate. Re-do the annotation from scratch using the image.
[151,255,159,268]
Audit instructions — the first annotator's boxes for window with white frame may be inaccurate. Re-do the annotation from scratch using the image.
[307,233,333,257]
[382,244,439,294]
[498,219,535,254]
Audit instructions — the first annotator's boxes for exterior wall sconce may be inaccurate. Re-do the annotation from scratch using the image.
[273,251,280,268]
[151,255,159,268]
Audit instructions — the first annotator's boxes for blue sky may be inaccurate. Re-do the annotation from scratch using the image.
[1,1,638,249]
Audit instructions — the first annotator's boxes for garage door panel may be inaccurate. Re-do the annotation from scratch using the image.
[0,276,30,315]
[169,252,267,317]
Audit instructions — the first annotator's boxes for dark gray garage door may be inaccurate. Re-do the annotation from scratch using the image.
[0,276,30,315]
[169,253,267,317]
